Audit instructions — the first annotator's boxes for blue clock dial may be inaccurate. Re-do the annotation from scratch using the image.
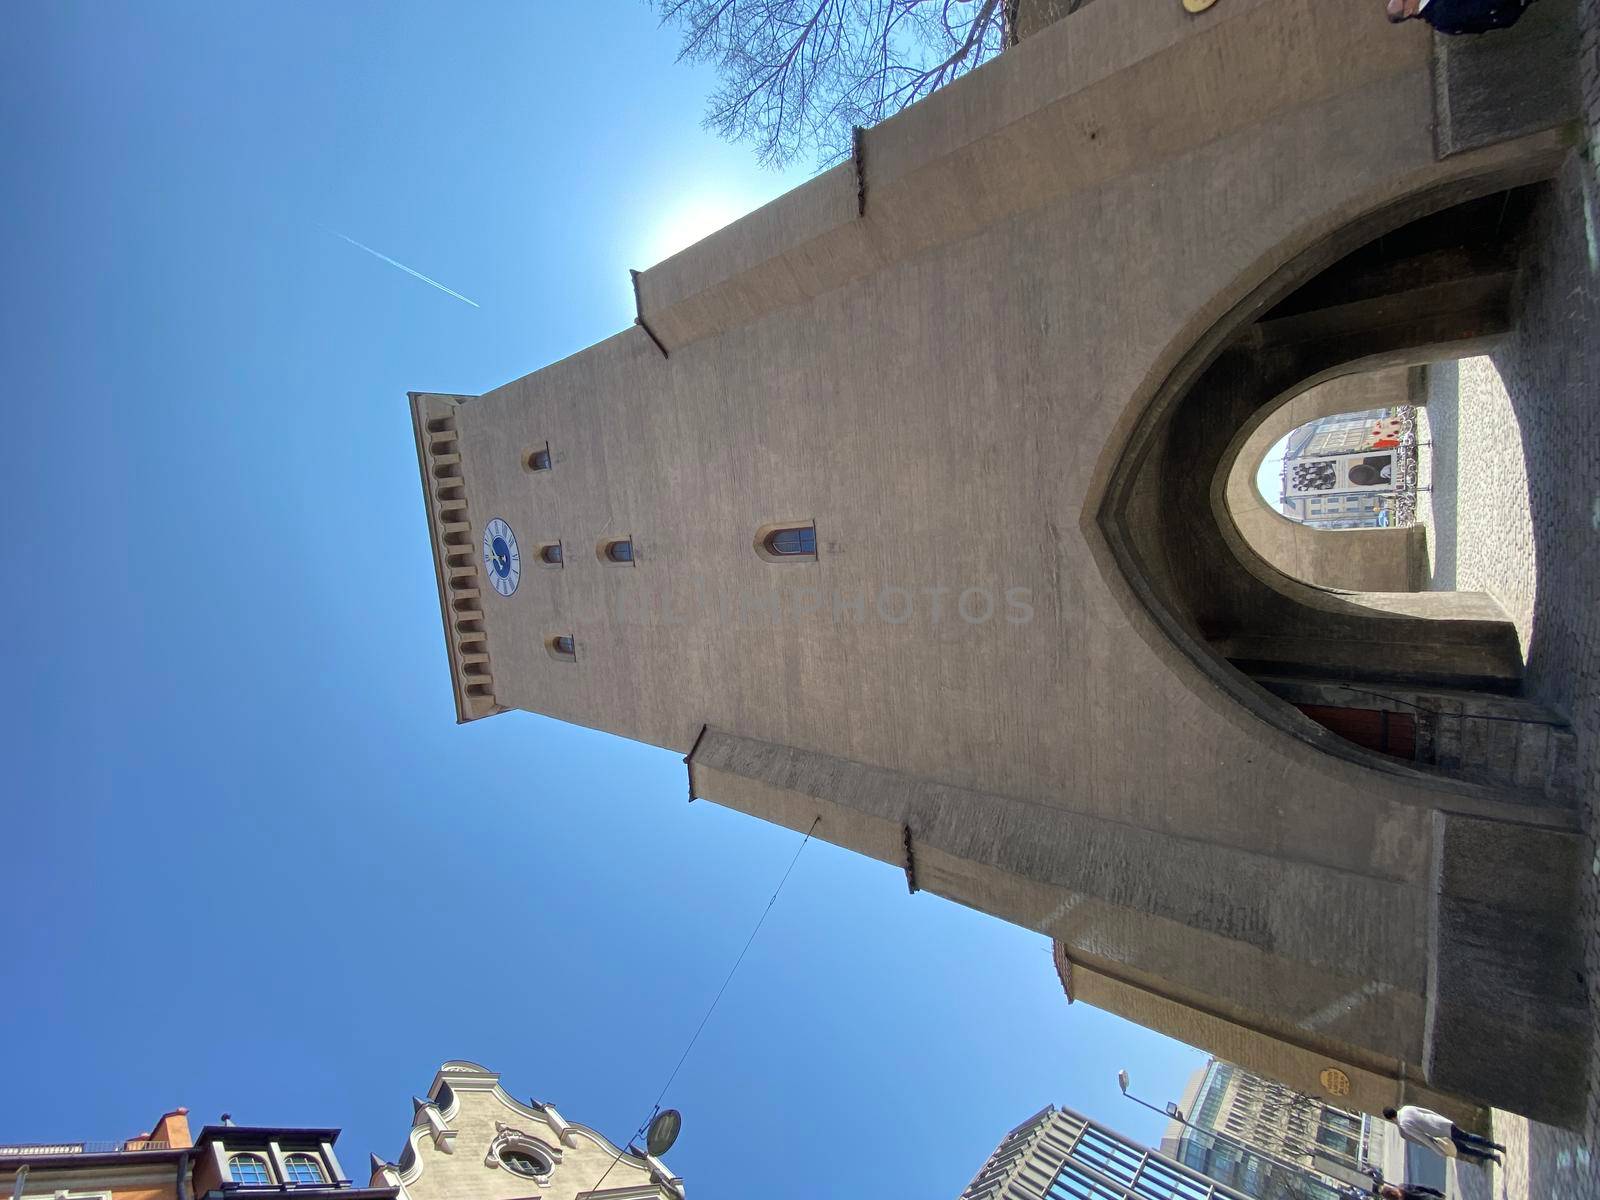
[481,518,521,597]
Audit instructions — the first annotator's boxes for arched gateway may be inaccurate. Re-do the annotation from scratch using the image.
[409,0,1586,1127]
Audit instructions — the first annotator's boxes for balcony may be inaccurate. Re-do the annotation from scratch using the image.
[0,1141,171,1156]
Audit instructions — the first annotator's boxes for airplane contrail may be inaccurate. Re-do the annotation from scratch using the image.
[322,227,480,308]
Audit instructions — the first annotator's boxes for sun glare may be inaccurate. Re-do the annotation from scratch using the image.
[642,192,760,268]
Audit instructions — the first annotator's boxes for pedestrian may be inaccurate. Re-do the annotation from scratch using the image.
[1384,0,1538,33]
[1378,1183,1445,1199]
[1382,1105,1505,1167]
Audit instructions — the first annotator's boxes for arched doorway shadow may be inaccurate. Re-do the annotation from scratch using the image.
[1099,181,1576,806]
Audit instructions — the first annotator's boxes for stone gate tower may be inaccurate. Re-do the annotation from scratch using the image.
[409,0,1588,1128]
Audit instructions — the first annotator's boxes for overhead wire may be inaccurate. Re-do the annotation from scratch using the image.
[586,815,824,1195]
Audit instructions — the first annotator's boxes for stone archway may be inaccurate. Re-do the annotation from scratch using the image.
[1098,183,1577,803]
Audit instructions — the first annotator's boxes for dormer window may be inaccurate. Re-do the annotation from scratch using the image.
[283,1155,325,1185]
[229,1155,271,1185]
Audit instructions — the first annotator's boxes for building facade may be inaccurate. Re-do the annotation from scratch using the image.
[1,1113,390,1200]
[369,1061,682,1200]
[958,1106,1253,1200]
[1161,1060,1366,1200]
[1,1110,194,1200]
[408,0,1587,1127]
[1277,409,1403,530]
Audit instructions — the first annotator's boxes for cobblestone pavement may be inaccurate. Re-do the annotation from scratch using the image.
[1412,3,1600,1192]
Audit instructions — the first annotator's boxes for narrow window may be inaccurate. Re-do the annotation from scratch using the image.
[524,443,553,472]
[601,537,634,564]
[547,635,577,662]
[762,524,817,558]
[229,1156,272,1186]
[283,1155,325,1185]
[538,542,564,566]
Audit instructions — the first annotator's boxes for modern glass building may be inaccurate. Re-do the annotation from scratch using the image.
[958,1105,1258,1200]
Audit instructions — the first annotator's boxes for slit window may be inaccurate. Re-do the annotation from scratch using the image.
[539,543,563,565]
[525,444,553,472]
[765,526,816,557]
[548,635,577,661]
[603,538,634,563]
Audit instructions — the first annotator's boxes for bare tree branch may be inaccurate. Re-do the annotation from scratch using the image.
[650,0,1039,168]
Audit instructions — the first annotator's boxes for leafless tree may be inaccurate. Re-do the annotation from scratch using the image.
[651,0,1082,169]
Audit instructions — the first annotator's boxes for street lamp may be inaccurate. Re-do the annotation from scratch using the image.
[1115,1070,1326,1188]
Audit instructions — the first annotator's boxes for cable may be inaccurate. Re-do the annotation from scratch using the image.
[586,815,823,1196]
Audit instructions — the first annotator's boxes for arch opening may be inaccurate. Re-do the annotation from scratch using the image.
[1232,372,1426,595]
[1102,183,1572,802]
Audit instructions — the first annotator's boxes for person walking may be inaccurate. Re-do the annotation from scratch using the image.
[1378,1182,1446,1199]
[1382,1105,1505,1167]
[1384,0,1538,34]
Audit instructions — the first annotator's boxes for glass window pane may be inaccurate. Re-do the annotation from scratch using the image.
[768,526,816,556]
[229,1156,271,1185]
[284,1155,325,1184]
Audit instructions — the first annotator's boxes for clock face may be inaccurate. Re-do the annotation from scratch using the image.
[481,518,521,597]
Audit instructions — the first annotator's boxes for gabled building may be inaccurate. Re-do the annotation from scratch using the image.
[369,1061,682,1200]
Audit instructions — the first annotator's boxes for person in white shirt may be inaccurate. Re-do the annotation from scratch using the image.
[1383,1105,1505,1167]
[1385,0,1537,33]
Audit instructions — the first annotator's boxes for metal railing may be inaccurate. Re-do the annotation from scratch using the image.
[0,1140,170,1156]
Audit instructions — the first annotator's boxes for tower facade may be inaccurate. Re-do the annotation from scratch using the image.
[409,0,1586,1127]
[369,1062,681,1200]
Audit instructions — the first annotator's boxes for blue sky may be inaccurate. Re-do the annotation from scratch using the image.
[0,4,1202,1195]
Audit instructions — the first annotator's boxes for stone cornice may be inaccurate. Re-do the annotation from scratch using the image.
[409,395,504,723]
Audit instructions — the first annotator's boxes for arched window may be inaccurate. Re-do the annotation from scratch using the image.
[283,1155,325,1185]
[525,444,553,472]
[758,524,817,560]
[547,635,577,662]
[229,1155,272,1186]
[601,538,634,563]
[538,542,564,566]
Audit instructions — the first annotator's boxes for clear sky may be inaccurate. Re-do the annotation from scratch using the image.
[0,4,1204,1196]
